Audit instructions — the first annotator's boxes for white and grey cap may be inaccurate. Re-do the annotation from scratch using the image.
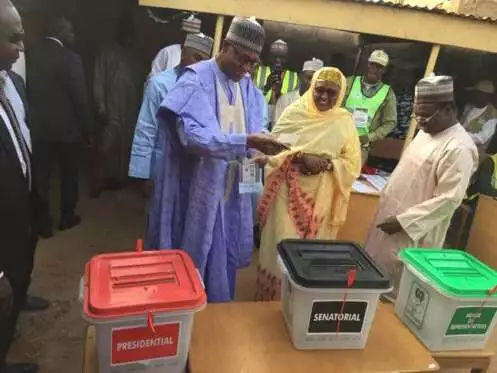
[184,33,214,56]
[415,74,454,103]
[181,15,202,34]
[225,16,265,55]
[271,39,288,51]
[302,58,324,72]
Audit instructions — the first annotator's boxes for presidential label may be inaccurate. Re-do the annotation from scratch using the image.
[111,322,180,369]
[352,108,369,129]
[308,301,368,334]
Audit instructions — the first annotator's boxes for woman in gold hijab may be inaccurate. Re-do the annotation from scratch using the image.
[256,67,361,301]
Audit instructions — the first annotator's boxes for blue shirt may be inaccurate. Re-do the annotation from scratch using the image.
[129,68,179,179]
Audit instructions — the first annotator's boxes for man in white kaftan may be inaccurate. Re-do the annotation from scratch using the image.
[365,75,478,299]
[273,58,323,122]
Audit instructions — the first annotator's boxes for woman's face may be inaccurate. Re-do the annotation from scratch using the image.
[313,80,340,111]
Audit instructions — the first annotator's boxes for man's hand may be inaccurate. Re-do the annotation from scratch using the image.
[0,275,13,315]
[264,73,282,93]
[247,133,289,155]
[359,135,370,146]
[377,216,403,235]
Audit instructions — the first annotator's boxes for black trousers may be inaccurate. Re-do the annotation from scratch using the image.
[0,233,37,366]
[34,141,80,224]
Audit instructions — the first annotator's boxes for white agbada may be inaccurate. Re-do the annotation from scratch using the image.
[149,44,182,77]
[365,123,478,294]
[274,90,300,122]
[11,52,26,82]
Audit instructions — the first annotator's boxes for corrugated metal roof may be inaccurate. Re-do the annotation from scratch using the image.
[346,0,497,23]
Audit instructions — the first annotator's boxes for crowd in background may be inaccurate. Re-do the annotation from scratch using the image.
[1,2,497,371]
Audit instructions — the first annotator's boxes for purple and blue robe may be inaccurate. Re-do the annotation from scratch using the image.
[147,59,264,302]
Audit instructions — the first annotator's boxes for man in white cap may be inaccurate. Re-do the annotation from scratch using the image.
[365,75,478,300]
[344,50,397,164]
[148,17,288,302]
[149,15,202,77]
[273,57,324,122]
[254,40,299,127]
[129,33,214,187]
[461,79,497,155]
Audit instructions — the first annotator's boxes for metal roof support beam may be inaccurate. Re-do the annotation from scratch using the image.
[140,0,497,53]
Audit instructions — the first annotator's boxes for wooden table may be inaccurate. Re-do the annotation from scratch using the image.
[432,350,494,373]
[83,325,96,373]
[189,302,438,373]
[82,302,495,373]
[337,191,380,246]
[382,304,495,373]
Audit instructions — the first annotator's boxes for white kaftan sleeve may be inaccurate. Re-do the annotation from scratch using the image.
[468,119,497,145]
[150,48,168,77]
[396,147,477,242]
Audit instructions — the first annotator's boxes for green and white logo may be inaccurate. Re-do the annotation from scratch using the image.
[446,307,497,336]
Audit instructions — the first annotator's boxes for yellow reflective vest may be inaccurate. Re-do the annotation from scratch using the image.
[254,65,299,102]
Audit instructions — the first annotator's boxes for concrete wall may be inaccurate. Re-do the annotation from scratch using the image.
[16,0,217,80]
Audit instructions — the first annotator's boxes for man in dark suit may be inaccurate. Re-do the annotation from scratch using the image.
[27,16,91,238]
[0,1,41,371]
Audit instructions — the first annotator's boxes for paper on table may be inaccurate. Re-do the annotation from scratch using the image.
[352,180,379,194]
[363,174,389,192]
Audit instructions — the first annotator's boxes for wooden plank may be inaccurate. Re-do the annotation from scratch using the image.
[467,195,497,269]
[189,302,438,373]
[140,0,497,54]
[212,15,224,56]
[403,44,441,150]
[83,326,97,373]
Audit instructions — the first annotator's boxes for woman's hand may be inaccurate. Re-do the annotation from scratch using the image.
[299,154,331,175]
[252,150,269,166]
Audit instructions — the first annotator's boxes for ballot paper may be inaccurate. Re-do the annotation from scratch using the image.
[363,174,389,192]
[352,180,378,194]
[239,158,263,194]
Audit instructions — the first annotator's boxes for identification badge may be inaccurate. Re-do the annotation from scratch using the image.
[278,133,299,147]
[239,158,263,194]
[352,108,369,128]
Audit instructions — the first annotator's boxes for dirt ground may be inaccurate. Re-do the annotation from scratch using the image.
[7,180,257,373]
[6,180,497,373]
